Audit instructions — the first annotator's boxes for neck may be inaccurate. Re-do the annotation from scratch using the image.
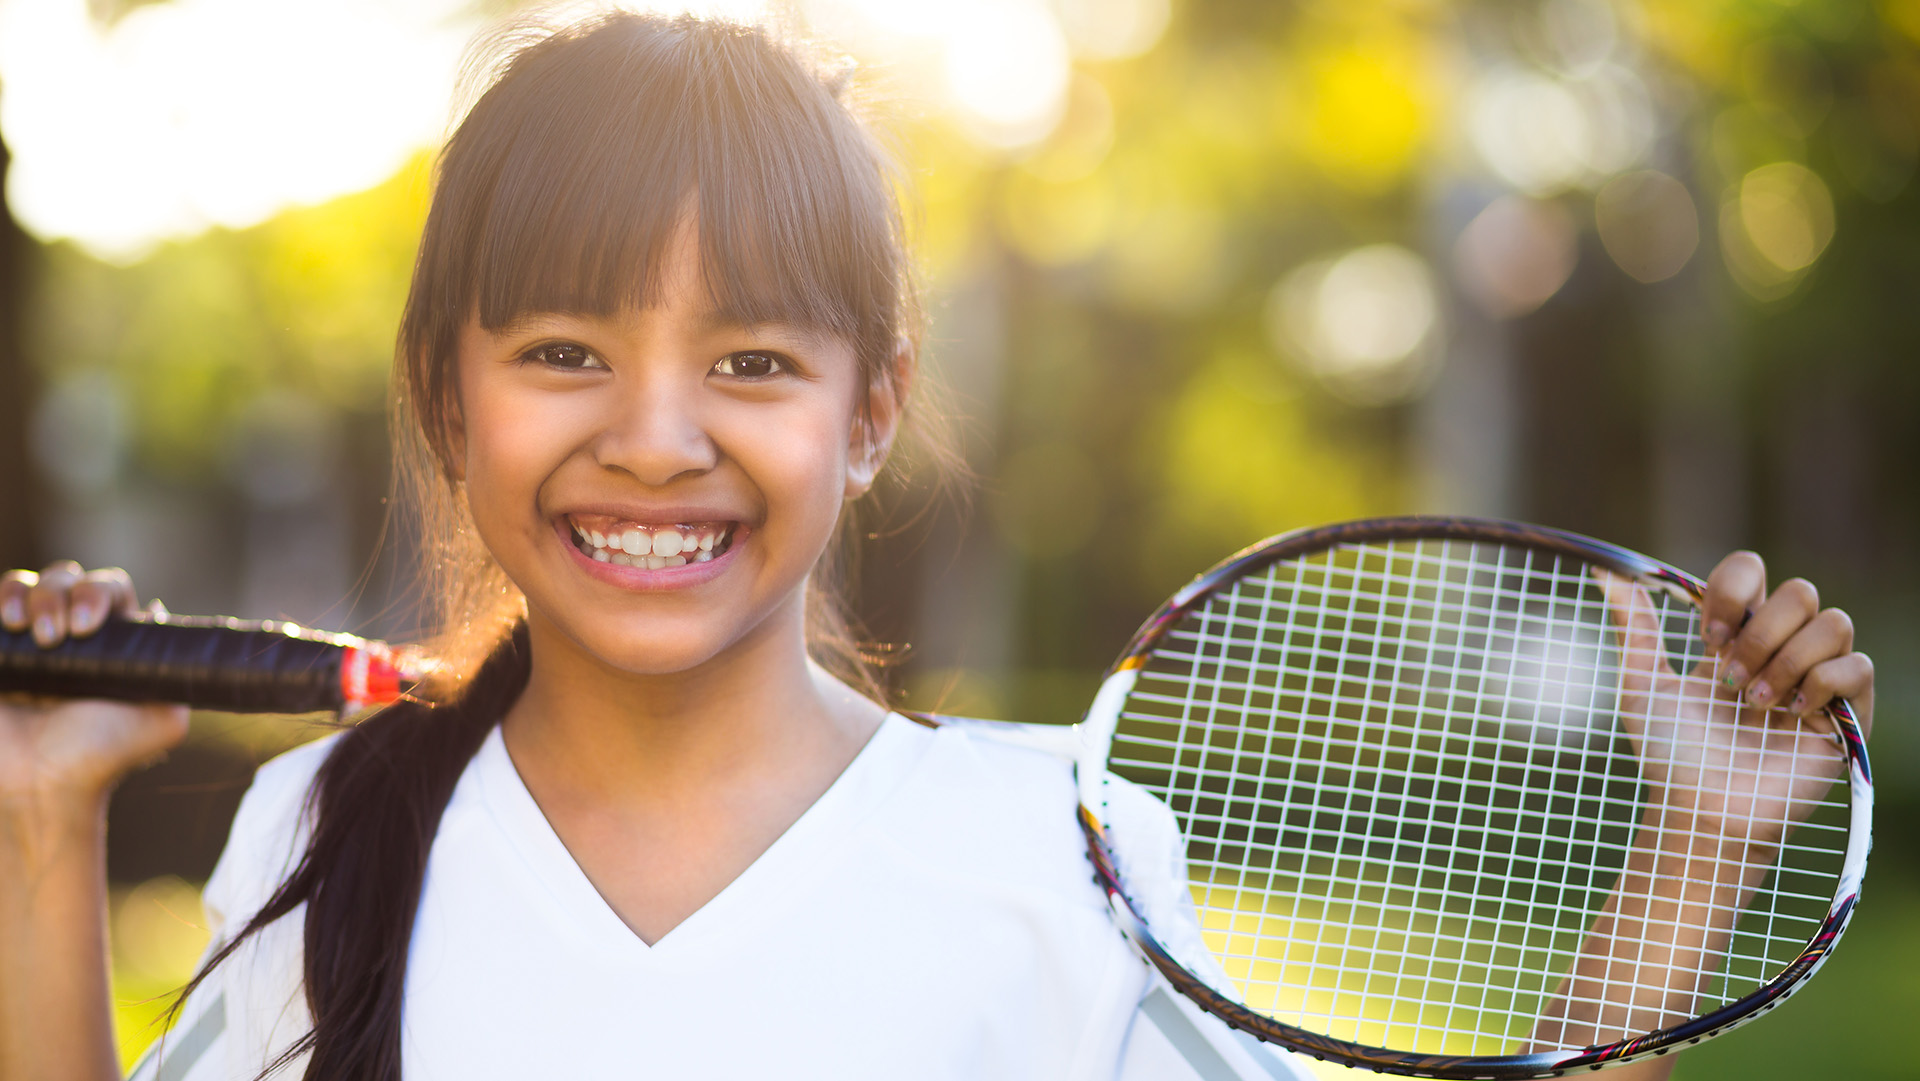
[499,599,886,813]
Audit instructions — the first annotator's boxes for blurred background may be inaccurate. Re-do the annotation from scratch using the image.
[1,0,1915,1074]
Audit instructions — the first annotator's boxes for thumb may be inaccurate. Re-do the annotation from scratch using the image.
[1592,569,1677,707]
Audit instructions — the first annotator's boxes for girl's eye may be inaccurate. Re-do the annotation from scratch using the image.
[523,342,604,370]
[714,351,786,379]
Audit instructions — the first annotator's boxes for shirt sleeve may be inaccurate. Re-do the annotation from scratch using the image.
[124,946,232,1081]
[1102,774,1318,1081]
[1114,976,1318,1081]
[126,734,340,1081]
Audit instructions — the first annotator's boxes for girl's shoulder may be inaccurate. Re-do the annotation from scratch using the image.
[894,717,1185,900]
[919,717,1213,978]
[202,732,342,932]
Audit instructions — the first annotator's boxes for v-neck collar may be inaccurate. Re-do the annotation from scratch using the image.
[469,712,928,965]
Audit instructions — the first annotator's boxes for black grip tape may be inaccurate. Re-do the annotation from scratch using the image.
[0,617,348,713]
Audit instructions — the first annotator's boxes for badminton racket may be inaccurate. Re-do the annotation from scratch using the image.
[910,515,1869,1077]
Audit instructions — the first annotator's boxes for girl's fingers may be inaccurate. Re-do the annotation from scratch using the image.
[1746,607,1853,709]
[23,561,84,647]
[1790,653,1875,737]
[12,562,139,646]
[0,568,37,631]
[68,567,139,636]
[1720,577,1819,693]
[1700,550,1766,651]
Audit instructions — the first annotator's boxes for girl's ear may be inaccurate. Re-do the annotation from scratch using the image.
[845,337,914,500]
[443,396,468,484]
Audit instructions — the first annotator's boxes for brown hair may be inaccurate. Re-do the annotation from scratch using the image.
[172,13,937,1079]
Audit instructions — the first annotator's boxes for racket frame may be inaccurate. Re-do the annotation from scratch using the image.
[1073,515,1872,1079]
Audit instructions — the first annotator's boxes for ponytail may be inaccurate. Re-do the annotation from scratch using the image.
[171,624,530,1081]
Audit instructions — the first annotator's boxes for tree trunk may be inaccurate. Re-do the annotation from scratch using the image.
[0,134,42,572]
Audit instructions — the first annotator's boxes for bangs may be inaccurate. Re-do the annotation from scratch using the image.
[430,15,894,344]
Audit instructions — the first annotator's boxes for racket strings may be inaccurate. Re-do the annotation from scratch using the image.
[1106,538,1850,1056]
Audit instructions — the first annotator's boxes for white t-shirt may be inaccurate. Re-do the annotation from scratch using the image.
[129,714,1312,1081]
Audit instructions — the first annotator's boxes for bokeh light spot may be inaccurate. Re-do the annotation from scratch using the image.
[1595,170,1699,284]
[1452,196,1579,318]
[1270,244,1438,405]
[1054,0,1170,61]
[1739,162,1834,273]
[1298,36,1432,192]
[1467,69,1592,195]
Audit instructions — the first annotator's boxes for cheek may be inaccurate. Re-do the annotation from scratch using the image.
[728,395,856,530]
[457,380,585,530]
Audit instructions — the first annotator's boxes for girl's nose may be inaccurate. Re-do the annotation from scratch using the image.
[591,377,719,486]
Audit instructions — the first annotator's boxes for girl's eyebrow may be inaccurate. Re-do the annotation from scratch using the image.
[490,312,582,339]
[694,309,839,352]
[489,310,834,351]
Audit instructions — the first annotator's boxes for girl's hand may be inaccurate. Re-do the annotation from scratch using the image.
[1599,550,1873,847]
[1533,553,1872,1060]
[0,562,189,809]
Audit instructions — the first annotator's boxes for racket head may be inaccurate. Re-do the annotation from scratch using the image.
[1077,516,1871,1078]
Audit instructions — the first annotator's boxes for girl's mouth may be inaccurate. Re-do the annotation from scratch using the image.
[564,515,737,569]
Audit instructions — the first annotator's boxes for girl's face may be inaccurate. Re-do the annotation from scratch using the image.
[450,228,891,677]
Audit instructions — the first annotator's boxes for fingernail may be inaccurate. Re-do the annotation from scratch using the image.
[72,602,97,633]
[1704,621,1731,650]
[1,598,20,628]
[1746,680,1772,706]
[1790,693,1809,714]
[33,614,56,645]
[1723,663,1748,688]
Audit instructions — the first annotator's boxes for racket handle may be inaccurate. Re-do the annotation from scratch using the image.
[0,615,412,714]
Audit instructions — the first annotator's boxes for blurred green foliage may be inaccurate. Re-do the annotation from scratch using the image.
[31,156,428,485]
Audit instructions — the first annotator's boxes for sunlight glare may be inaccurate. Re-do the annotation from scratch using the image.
[0,0,473,262]
[940,0,1071,145]
[0,0,1103,258]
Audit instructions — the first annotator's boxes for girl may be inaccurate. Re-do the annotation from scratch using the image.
[0,11,1876,1081]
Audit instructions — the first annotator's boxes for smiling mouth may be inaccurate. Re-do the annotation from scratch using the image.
[566,515,737,569]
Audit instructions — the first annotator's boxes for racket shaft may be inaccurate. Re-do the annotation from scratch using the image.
[0,619,394,713]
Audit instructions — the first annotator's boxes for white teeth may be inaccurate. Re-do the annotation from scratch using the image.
[573,519,731,567]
